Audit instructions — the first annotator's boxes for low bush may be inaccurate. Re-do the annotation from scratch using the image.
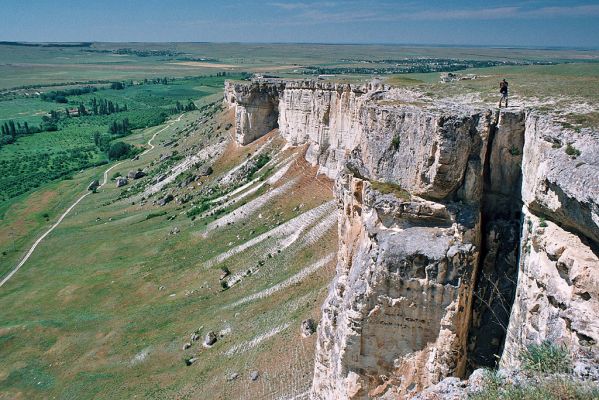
[565,143,581,157]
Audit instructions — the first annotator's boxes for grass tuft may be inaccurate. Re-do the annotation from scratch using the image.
[520,341,571,374]
[370,180,411,201]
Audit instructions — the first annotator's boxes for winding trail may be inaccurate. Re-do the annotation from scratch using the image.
[0,114,183,288]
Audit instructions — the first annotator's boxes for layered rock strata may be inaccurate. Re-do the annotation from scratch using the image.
[224,79,599,398]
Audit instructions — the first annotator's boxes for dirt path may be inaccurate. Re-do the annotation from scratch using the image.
[0,114,183,288]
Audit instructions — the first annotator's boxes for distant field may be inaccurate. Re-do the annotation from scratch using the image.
[384,62,599,129]
[1,42,598,89]
[0,75,233,202]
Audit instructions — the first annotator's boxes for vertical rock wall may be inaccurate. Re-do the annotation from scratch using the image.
[224,80,284,145]
[501,114,599,374]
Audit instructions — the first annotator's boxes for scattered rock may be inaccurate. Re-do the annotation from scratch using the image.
[249,371,260,381]
[301,319,317,337]
[183,342,192,350]
[226,372,239,381]
[157,194,174,206]
[191,333,200,342]
[88,180,100,191]
[203,331,217,347]
[128,170,146,179]
[198,165,213,176]
[185,356,198,366]
[155,174,167,184]
[170,226,180,235]
[219,267,231,281]
[115,177,128,187]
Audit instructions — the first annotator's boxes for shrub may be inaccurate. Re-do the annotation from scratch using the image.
[539,217,548,228]
[146,211,167,220]
[565,143,581,157]
[520,341,571,374]
[246,153,271,181]
[390,134,401,150]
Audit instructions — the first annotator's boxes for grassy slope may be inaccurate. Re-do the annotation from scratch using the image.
[0,105,336,399]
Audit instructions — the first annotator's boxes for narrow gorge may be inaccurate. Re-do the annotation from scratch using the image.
[224,79,599,399]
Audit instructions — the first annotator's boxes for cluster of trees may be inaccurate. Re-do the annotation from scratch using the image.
[0,112,63,146]
[108,118,131,135]
[172,100,197,113]
[88,98,128,115]
[140,77,171,85]
[110,82,125,90]
[93,131,138,160]
[40,86,98,103]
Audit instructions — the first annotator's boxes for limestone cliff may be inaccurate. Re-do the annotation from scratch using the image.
[501,114,599,374]
[224,79,599,398]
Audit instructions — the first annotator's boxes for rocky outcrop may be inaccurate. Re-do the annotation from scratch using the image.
[115,177,128,187]
[501,116,599,372]
[224,80,285,145]
[312,174,482,398]
[224,79,599,398]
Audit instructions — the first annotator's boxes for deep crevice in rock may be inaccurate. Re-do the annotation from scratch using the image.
[467,111,525,371]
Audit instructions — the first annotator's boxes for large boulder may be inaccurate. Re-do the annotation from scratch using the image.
[128,170,146,179]
[198,165,213,177]
[115,177,128,187]
[157,194,174,206]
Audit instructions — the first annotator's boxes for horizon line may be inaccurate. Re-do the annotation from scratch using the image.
[1,40,597,52]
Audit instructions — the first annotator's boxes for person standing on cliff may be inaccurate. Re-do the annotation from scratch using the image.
[499,79,509,108]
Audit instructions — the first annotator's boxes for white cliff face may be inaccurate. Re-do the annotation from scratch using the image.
[224,80,284,145]
[500,115,599,375]
[277,80,491,202]
[223,79,599,398]
[501,210,599,373]
[278,82,368,177]
[312,175,482,399]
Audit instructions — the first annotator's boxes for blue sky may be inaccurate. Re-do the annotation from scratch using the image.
[1,0,598,47]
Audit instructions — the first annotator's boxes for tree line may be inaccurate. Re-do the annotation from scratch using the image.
[86,98,128,116]
[0,112,63,146]
[41,86,98,103]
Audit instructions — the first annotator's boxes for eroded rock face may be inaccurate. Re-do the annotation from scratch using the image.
[312,175,482,399]
[224,80,284,145]
[501,116,599,372]
[519,114,599,245]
